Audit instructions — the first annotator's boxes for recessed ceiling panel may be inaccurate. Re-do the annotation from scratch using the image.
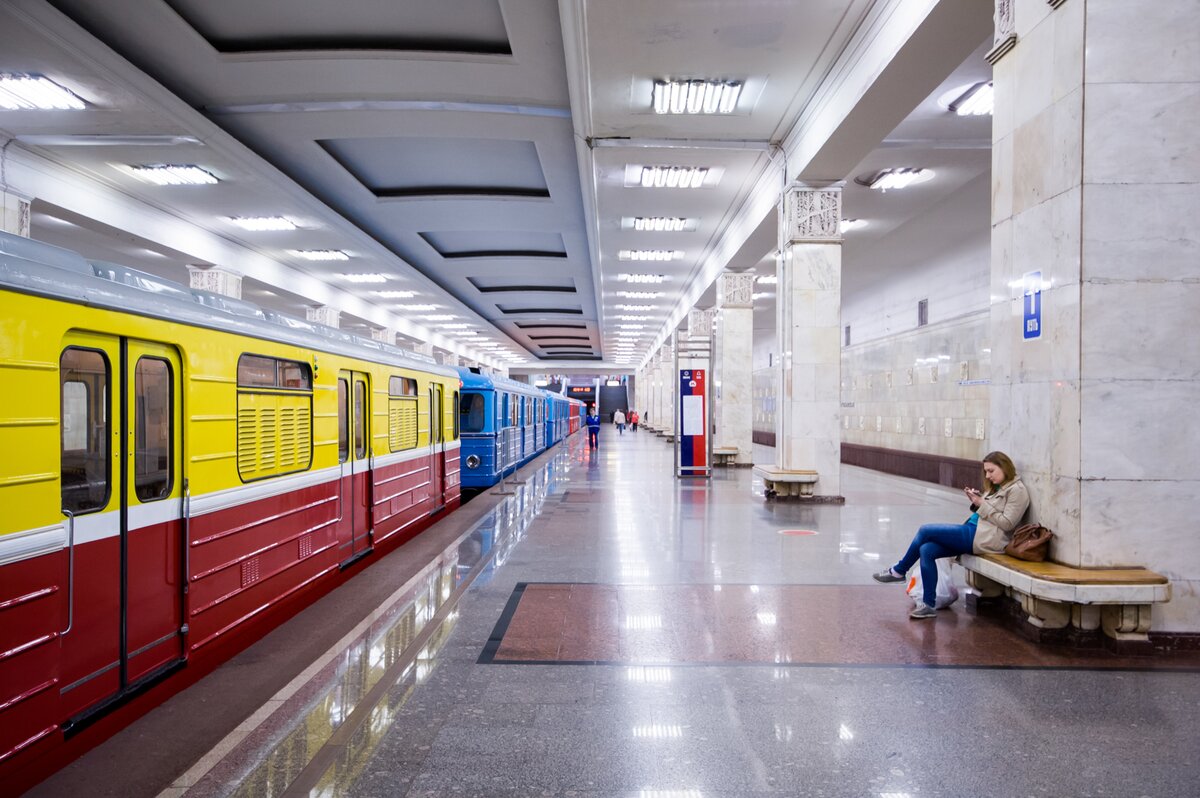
[515,322,589,331]
[165,0,511,55]
[422,231,566,259]
[467,276,575,293]
[319,138,549,198]
[497,304,583,315]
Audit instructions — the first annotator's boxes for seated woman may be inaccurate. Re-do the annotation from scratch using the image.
[873,451,1030,619]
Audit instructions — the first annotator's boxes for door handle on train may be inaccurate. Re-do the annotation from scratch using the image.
[60,509,75,636]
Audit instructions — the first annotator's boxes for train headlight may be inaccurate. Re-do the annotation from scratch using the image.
[466,454,480,469]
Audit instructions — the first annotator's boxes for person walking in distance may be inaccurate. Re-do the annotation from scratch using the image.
[629,409,639,432]
[585,406,601,449]
[614,408,626,435]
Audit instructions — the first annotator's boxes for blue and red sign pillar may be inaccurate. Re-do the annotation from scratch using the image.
[677,367,709,477]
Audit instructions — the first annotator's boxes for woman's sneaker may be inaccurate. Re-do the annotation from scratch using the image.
[909,603,938,619]
[872,569,905,583]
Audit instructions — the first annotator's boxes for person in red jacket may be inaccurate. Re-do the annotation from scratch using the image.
[629,410,639,432]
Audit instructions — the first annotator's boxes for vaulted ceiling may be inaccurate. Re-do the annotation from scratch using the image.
[0,0,993,371]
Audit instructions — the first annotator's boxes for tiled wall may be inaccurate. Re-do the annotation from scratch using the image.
[840,312,991,461]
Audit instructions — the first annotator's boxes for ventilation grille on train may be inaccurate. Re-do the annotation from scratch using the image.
[237,398,312,480]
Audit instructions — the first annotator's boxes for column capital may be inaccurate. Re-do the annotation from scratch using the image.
[986,0,1017,64]
[188,265,243,299]
[781,183,843,244]
[687,308,715,339]
[370,327,396,345]
[306,305,340,328]
[717,272,755,309]
[413,341,434,357]
[1,189,32,237]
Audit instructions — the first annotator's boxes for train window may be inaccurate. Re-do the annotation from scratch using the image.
[61,348,110,514]
[237,354,311,390]
[510,395,518,427]
[337,379,349,463]
[460,393,485,433]
[134,357,173,502]
[353,380,366,459]
[389,376,418,396]
[453,391,460,438]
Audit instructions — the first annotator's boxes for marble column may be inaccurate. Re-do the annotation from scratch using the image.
[657,344,675,440]
[990,0,1199,633]
[715,273,755,465]
[306,305,340,328]
[754,184,843,501]
[187,266,242,299]
[0,188,31,237]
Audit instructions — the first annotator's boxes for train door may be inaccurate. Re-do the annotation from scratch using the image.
[337,371,372,567]
[429,383,446,512]
[58,335,185,726]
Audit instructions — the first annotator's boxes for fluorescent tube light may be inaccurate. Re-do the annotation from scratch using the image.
[229,216,296,231]
[618,273,668,283]
[863,168,934,192]
[396,304,438,311]
[0,74,85,110]
[129,164,219,185]
[633,216,688,232]
[639,166,708,189]
[373,290,417,299]
[619,250,681,262]
[756,274,777,284]
[618,291,664,299]
[337,273,387,283]
[840,218,867,233]
[950,82,994,116]
[651,79,742,115]
[292,250,350,261]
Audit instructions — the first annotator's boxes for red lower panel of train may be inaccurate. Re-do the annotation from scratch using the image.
[0,448,460,792]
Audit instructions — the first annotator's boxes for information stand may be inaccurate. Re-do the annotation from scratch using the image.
[674,329,712,478]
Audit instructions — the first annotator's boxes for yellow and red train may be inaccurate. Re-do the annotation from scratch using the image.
[0,232,466,783]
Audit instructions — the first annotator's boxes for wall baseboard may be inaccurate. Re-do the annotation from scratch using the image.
[841,443,981,488]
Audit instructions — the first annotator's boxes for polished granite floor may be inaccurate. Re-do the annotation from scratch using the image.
[30,428,1200,798]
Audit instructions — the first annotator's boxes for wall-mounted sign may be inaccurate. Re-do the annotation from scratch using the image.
[1023,270,1042,341]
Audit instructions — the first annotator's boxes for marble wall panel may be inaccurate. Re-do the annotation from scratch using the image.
[1014,0,1054,40]
[992,52,1015,145]
[1154,585,1200,635]
[1012,6,1056,129]
[1011,185,1082,295]
[1084,82,1200,185]
[1080,379,1196,482]
[1081,282,1200,380]
[1082,183,1200,282]
[1051,0,1085,102]
[1085,0,1200,84]
[1080,478,1197,575]
[992,133,1013,222]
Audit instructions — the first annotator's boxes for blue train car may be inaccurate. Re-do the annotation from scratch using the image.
[457,370,555,490]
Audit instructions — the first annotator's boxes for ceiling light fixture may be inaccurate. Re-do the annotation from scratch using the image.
[292,250,350,261]
[373,290,417,299]
[616,304,659,311]
[616,315,650,321]
[652,79,743,115]
[756,274,777,285]
[860,168,934,192]
[840,218,867,233]
[949,81,994,116]
[752,292,773,301]
[228,216,296,231]
[633,216,688,232]
[439,323,471,329]
[618,273,669,283]
[0,74,85,110]
[424,314,455,321]
[640,165,708,189]
[129,164,219,185]
[618,291,664,299]
[619,324,645,330]
[396,304,438,311]
[336,273,387,283]
[619,250,681,262]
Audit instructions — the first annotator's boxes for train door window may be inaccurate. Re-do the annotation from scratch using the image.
[460,393,485,433]
[353,380,367,459]
[133,357,173,501]
[337,378,349,463]
[60,348,110,514]
[452,391,460,438]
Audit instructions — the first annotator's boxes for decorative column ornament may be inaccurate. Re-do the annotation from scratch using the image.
[717,272,755,309]
[413,341,434,357]
[188,266,243,299]
[687,308,715,339]
[306,305,340,328]
[371,327,396,346]
[987,0,1017,64]
[782,184,842,244]
[0,188,31,237]
[437,351,459,367]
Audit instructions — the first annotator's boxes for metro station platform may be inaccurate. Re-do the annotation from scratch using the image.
[27,430,1200,798]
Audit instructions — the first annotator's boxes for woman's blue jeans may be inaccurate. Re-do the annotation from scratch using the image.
[893,523,976,608]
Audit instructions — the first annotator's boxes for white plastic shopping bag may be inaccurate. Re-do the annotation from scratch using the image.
[905,558,960,609]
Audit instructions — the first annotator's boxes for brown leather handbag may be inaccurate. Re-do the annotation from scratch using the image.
[1004,523,1054,562]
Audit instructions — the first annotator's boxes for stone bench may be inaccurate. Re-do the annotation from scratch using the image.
[957,552,1170,646]
[713,447,739,466]
[753,465,819,498]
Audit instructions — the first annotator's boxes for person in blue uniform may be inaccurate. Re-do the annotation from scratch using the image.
[585,406,601,448]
